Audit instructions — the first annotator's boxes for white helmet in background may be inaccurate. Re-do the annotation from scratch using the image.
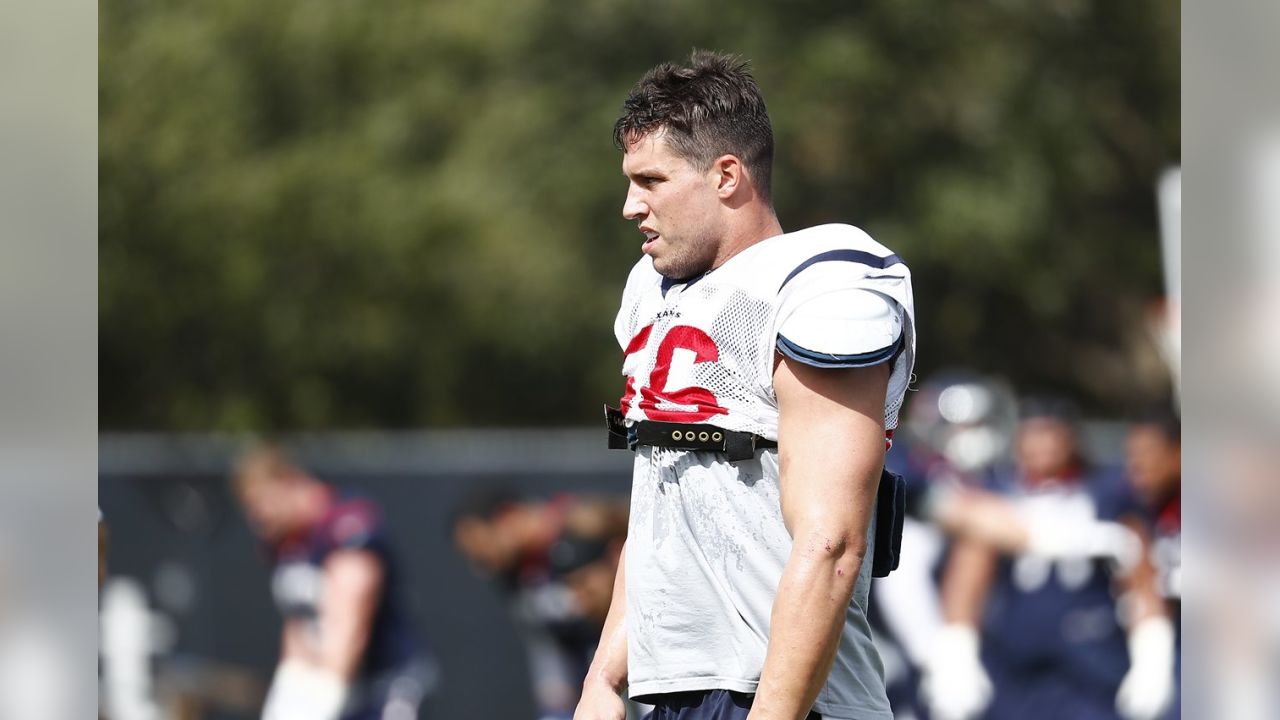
[906,371,1018,473]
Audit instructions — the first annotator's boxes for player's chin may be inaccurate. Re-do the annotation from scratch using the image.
[651,252,692,280]
[650,254,677,277]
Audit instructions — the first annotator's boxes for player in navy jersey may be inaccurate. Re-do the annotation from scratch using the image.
[1124,412,1181,617]
[873,374,1020,719]
[234,444,436,720]
[1123,412,1181,719]
[453,488,629,720]
[923,399,1175,720]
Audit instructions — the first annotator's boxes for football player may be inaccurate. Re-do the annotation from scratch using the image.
[234,444,436,720]
[453,489,628,720]
[922,400,1175,720]
[578,50,915,720]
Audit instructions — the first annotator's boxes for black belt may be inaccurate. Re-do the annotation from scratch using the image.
[604,405,777,461]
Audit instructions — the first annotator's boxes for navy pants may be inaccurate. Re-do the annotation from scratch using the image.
[642,690,821,720]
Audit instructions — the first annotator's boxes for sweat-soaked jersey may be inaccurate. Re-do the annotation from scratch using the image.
[613,224,914,720]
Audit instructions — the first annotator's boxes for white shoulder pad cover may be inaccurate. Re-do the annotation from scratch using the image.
[777,286,903,363]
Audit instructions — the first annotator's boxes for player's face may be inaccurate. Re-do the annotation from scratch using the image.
[1015,418,1077,481]
[238,479,299,541]
[1126,426,1180,501]
[455,509,533,574]
[454,516,512,573]
[621,131,724,280]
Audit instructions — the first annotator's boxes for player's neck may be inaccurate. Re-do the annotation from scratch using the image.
[712,206,783,271]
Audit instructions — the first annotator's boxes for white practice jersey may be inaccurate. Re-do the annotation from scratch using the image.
[615,223,914,438]
[614,224,914,720]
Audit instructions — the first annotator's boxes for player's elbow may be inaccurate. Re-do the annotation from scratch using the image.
[793,521,868,577]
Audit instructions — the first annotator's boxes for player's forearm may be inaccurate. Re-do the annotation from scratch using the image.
[750,525,866,720]
[939,535,996,625]
[316,551,384,680]
[280,621,312,664]
[1116,517,1166,625]
[316,614,373,679]
[584,543,629,693]
[315,581,377,679]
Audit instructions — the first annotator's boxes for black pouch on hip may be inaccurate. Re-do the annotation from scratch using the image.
[871,467,906,578]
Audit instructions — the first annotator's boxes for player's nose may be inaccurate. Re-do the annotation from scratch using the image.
[622,183,647,221]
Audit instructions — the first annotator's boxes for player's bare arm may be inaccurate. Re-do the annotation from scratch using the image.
[748,357,889,720]
[262,550,383,720]
[574,542,628,720]
[1112,517,1165,624]
[1113,517,1176,720]
[938,535,996,627]
[936,489,1143,566]
[933,489,1031,552]
[316,548,385,679]
[280,620,311,663]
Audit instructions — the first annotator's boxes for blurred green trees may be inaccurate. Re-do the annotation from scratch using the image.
[100,0,1179,430]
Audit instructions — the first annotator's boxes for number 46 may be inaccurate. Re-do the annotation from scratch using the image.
[620,324,729,422]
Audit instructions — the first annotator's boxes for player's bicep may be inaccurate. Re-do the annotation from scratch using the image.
[773,355,889,538]
[322,549,384,623]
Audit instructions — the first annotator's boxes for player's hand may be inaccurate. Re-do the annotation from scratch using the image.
[572,676,626,720]
[1115,617,1176,720]
[920,624,993,720]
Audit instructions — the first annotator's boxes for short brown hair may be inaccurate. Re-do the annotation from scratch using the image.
[614,50,774,200]
[231,442,298,494]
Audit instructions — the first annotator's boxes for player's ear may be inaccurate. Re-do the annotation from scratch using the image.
[712,154,744,199]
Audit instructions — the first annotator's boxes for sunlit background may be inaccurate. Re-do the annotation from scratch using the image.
[19,0,1280,719]
[90,2,1194,719]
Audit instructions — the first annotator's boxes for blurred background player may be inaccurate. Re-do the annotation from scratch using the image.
[1123,410,1181,719]
[922,399,1175,720]
[452,488,628,720]
[233,444,437,720]
[1124,411,1181,614]
[874,372,1020,719]
[546,525,625,634]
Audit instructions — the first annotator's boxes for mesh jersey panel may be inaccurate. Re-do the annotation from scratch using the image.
[615,224,915,438]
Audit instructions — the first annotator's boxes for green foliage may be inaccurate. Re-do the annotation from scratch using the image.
[101,0,1179,430]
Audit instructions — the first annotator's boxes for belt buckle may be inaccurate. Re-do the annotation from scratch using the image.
[604,405,630,450]
[723,431,753,461]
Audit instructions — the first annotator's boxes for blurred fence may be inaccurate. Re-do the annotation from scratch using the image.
[98,422,1127,719]
[99,429,634,720]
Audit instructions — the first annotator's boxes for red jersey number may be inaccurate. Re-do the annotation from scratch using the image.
[620,325,729,422]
